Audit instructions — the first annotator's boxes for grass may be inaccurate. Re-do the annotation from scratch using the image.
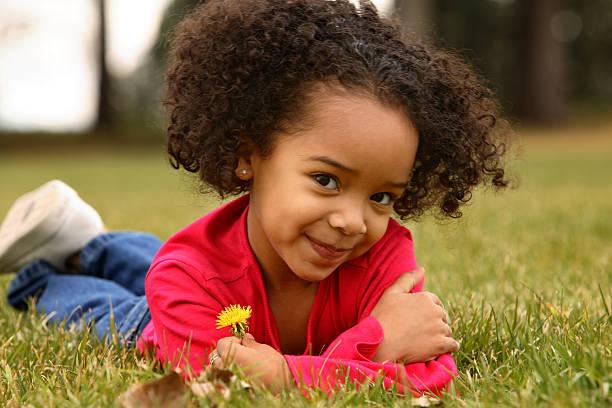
[0,123,611,407]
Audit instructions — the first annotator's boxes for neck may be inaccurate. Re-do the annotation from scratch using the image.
[262,272,318,296]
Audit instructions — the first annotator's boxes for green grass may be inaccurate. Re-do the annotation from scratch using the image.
[0,124,611,407]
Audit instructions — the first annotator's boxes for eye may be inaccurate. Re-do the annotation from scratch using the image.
[370,192,394,205]
[313,174,338,190]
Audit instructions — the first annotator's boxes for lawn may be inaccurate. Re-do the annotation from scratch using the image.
[0,123,610,407]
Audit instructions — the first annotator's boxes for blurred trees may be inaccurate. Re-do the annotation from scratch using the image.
[394,0,612,124]
[110,0,611,132]
[106,0,202,137]
[150,0,203,65]
[2,0,609,135]
[95,0,116,132]
[428,0,569,123]
[515,0,565,122]
[565,0,612,106]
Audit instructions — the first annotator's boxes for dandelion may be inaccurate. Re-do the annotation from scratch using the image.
[216,304,252,338]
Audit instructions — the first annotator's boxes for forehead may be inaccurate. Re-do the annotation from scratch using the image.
[273,87,419,180]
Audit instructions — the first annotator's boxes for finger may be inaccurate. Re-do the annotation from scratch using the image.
[217,335,242,349]
[443,309,451,324]
[437,336,460,354]
[446,337,460,353]
[423,292,449,324]
[391,267,425,293]
[241,333,256,346]
[443,322,453,337]
[217,336,242,362]
[424,291,443,308]
[425,337,460,361]
[229,341,278,375]
[436,304,452,326]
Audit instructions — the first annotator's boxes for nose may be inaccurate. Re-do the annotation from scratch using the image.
[328,200,367,236]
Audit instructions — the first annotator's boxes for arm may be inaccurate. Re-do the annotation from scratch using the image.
[144,259,225,377]
[215,269,458,396]
[369,269,458,363]
[284,320,457,396]
[215,316,457,396]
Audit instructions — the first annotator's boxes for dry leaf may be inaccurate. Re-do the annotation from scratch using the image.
[118,371,186,408]
[190,380,230,400]
[118,366,252,407]
[190,366,251,401]
[206,366,234,383]
[411,395,442,407]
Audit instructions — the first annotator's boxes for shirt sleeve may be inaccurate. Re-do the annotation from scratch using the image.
[283,317,457,396]
[143,259,222,378]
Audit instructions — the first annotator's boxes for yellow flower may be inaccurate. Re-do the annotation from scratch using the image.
[216,304,252,338]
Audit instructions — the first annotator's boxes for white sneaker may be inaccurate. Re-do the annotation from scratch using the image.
[0,180,104,273]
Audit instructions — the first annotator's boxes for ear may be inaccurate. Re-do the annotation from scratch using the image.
[235,134,259,180]
[235,156,253,180]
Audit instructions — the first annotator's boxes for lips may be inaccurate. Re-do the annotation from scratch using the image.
[307,236,350,261]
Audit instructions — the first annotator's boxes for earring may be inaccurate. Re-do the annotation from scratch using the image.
[236,167,250,179]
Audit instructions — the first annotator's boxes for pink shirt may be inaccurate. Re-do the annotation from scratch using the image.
[138,194,456,396]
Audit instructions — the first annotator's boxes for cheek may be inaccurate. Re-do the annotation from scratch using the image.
[260,193,314,241]
[368,219,389,245]
[353,215,390,256]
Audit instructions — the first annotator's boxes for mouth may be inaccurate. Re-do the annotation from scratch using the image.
[307,235,351,261]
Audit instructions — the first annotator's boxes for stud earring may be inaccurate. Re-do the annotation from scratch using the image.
[237,168,250,179]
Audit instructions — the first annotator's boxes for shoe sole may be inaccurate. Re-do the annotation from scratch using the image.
[0,180,76,273]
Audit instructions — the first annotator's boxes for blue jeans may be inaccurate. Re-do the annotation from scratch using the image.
[6,232,161,346]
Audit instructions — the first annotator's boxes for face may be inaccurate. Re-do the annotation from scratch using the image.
[242,88,419,289]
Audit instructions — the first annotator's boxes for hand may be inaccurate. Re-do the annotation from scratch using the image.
[212,334,292,392]
[370,267,459,363]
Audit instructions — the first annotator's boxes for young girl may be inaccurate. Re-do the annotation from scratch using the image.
[0,0,510,397]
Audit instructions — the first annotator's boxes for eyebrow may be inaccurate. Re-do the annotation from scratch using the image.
[389,181,409,189]
[307,156,356,173]
[306,155,410,189]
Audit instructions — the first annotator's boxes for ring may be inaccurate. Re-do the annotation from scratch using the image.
[209,351,220,366]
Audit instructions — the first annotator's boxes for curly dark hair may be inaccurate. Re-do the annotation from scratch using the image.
[166,0,511,219]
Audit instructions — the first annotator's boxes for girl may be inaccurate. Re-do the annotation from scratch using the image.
[0,0,510,397]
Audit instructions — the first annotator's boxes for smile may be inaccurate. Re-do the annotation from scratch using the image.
[307,236,350,261]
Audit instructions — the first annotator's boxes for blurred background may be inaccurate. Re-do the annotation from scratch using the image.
[0,0,611,141]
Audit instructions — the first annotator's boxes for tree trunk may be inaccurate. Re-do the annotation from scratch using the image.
[95,0,115,132]
[516,0,566,123]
